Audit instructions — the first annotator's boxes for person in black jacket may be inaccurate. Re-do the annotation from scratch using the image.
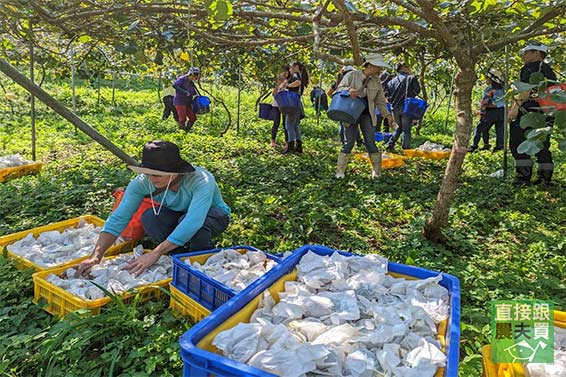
[508,41,557,186]
[386,63,421,151]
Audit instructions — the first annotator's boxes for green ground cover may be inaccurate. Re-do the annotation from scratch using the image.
[0,81,564,376]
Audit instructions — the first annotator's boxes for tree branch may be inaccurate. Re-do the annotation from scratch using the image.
[475,25,566,54]
[332,0,362,65]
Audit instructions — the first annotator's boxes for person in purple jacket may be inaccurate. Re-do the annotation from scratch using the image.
[173,67,200,131]
[76,140,231,276]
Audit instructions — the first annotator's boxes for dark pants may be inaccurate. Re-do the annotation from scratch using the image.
[341,113,378,154]
[141,207,230,252]
[387,106,414,150]
[339,123,363,145]
[162,96,178,121]
[471,108,504,149]
[271,107,288,143]
[509,111,553,181]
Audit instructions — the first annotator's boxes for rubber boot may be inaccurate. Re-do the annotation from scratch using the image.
[282,141,295,155]
[513,166,533,186]
[369,152,382,179]
[295,140,303,155]
[335,152,350,179]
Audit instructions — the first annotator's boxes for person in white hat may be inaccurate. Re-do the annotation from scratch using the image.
[327,64,363,146]
[508,41,557,186]
[334,53,398,179]
[76,140,231,276]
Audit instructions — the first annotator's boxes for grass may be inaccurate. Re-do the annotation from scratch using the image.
[0,79,564,376]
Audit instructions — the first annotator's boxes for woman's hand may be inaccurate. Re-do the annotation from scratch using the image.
[76,256,101,277]
[126,250,162,276]
[349,88,359,99]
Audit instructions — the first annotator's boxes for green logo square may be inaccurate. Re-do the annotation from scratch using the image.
[491,300,554,363]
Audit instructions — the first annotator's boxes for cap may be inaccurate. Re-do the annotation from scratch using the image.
[519,41,548,54]
[188,67,200,75]
[342,65,354,73]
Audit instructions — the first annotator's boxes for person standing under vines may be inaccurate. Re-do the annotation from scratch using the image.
[173,67,200,132]
[281,62,309,155]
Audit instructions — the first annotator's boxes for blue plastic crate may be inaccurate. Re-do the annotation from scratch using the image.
[172,246,281,312]
[179,244,461,377]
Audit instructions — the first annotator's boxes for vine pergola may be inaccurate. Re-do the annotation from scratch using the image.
[1,0,564,242]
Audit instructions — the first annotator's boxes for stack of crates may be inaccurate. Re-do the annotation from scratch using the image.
[178,244,461,377]
[170,246,281,323]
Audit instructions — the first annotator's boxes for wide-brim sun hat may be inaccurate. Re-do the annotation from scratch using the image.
[363,53,391,69]
[519,41,548,54]
[128,140,195,176]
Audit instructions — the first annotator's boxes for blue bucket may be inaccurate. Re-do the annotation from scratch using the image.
[193,96,211,114]
[274,91,301,115]
[375,103,393,116]
[258,103,274,120]
[374,132,393,142]
[402,97,428,119]
[327,91,366,124]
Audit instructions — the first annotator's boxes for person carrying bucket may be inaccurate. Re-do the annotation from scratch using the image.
[173,67,200,132]
[281,62,308,155]
[270,66,290,148]
[329,65,364,147]
[385,63,421,152]
[335,53,398,179]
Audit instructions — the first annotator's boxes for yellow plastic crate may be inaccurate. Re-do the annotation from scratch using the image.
[0,161,43,183]
[403,149,451,160]
[169,283,211,323]
[32,250,172,317]
[195,269,449,377]
[482,310,566,377]
[0,215,133,271]
[353,153,406,169]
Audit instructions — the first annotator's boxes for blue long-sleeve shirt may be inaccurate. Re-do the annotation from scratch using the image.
[103,167,230,246]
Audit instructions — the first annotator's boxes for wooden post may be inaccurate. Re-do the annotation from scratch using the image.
[0,59,139,166]
[70,44,77,113]
[111,70,117,106]
[29,20,36,161]
[236,64,241,134]
[157,68,162,104]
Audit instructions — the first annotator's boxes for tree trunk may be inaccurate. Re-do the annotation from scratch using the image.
[0,58,139,166]
[424,64,477,242]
